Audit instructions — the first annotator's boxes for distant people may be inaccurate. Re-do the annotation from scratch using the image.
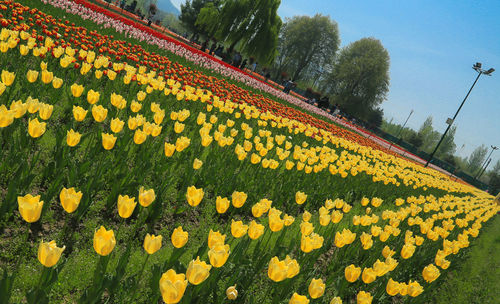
[251,61,258,72]
[200,40,209,52]
[214,45,223,57]
[209,42,217,55]
[264,71,271,82]
[240,59,247,70]
[283,79,293,93]
[232,52,242,67]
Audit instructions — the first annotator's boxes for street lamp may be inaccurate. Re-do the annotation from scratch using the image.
[475,145,498,178]
[425,63,494,167]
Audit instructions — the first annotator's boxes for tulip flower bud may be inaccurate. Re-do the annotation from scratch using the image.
[117,195,137,218]
[356,291,372,304]
[302,211,312,222]
[0,105,14,128]
[300,221,314,236]
[93,226,116,256]
[289,293,309,304]
[18,194,43,223]
[1,70,15,86]
[110,118,124,133]
[186,257,211,285]
[52,77,63,89]
[407,280,424,297]
[268,256,288,282]
[308,278,325,299]
[401,244,416,259]
[72,105,87,122]
[386,278,400,296]
[208,230,225,249]
[345,264,361,283]
[269,214,284,232]
[231,191,247,208]
[144,233,162,254]
[248,220,265,240]
[174,121,185,133]
[186,186,204,207]
[138,187,155,207]
[226,285,238,300]
[133,129,147,145]
[102,132,117,150]
[361,267,376,284]
[171,226,188,248]
[38,240,65,267]
[26,70,38,83]
[208,243,230,267]
[60,187,82,213]
[70,83,84,97]
[193,158,203,170]
[28,118,46,138]
[159,269,187,304]
[92,105,108,122]
[175,136,190,152]
[295,191,307,205]
[164,142,175,157]
[231,220,248,238]
[422,264,440,283]
[216,196,230,214]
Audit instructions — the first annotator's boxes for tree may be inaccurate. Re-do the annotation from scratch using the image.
[271,15,339,81]
[436,125,457,157]
[203,0,282,65]
[195,2,220,38]
[326,38,390,120]
[366,107,384,128]
[179,0,220,37]
[466,145,488,175]
[416,116,439,153]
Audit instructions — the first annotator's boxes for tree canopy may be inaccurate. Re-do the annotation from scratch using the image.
[467,145,488,174]
[272,14,339,81]
[180,0,221,36]
[326,38,390,120]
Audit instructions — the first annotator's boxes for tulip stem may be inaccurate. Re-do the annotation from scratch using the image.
[130,254,150,302]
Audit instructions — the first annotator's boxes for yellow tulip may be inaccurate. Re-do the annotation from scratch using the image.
[93,226,116,256]
[144,233,162,254]
[92,105,108,122]
[208,230,225,249]
[268,256,288,282]
[17,194,43,223]
[356,291,372,304]
[289,293,309,304]
[231,220,248,238]
[41,70,53,84]
[110,117,124,133]
[38,240,65,267]
[186,185,204,207]
[386,278,400,296]
[300,221,314,236]
[134,129,147,145]
[86,89,100,105]
[174,121,185,134]
[422,264,440,283]
[102,133,117,150]
[28,118,46,138]
[216,196,230,214]
[130,100,142,113]
[226,285,238,300]
[295,191,307,205]
[117,195,137,218]
[302,211,312,222]
[186,256,211,285]
[284,214,295,226]
[269,214,284,232]
[301,235,315,253]
[407,280,424,297]
[73,105,87,121]
[231,191,247,208]
[26,70,39,83]
[38,104,53,120]
[361,268,376,284]
[60,187,82,213]
[10,100,26,118]
[159,269,187,304]
[308,278,325,299]
[137,90,146,101]
[208,243,230,267]
[248,220,265,240]
[1,70,15,86]
[175,136,191,152]
[70,83,84,97]
[193,158,203,170]
[164,142,176,157]
[401,244,416,259]
[52,77,63,89]
[26,97,40,114]
[345,264,361,283]
[330,297,342,304]
[0,105,14,127]
[171,226,188,248]
[138,186,155,207]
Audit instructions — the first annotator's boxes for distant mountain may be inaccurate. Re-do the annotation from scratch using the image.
[156,0,181,16]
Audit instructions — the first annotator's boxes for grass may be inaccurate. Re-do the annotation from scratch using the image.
[431,214,500,304]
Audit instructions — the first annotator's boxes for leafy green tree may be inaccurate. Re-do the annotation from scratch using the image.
[467,144,488,174]
[272,14,339,81]
[487,160,500,195]
[179,0,220,37]
[436,125,457,157]
[416,116,439,153]
[195,2,220,38]
[203,0,282,64]
[326,38,390,120]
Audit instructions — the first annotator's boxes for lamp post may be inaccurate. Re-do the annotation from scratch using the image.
[425,63,494,167]
[477,158,492,179]
[475,145,498,178]
[388,110,413,151]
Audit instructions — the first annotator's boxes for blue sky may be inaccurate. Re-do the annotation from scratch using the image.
[169,0,500,168]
